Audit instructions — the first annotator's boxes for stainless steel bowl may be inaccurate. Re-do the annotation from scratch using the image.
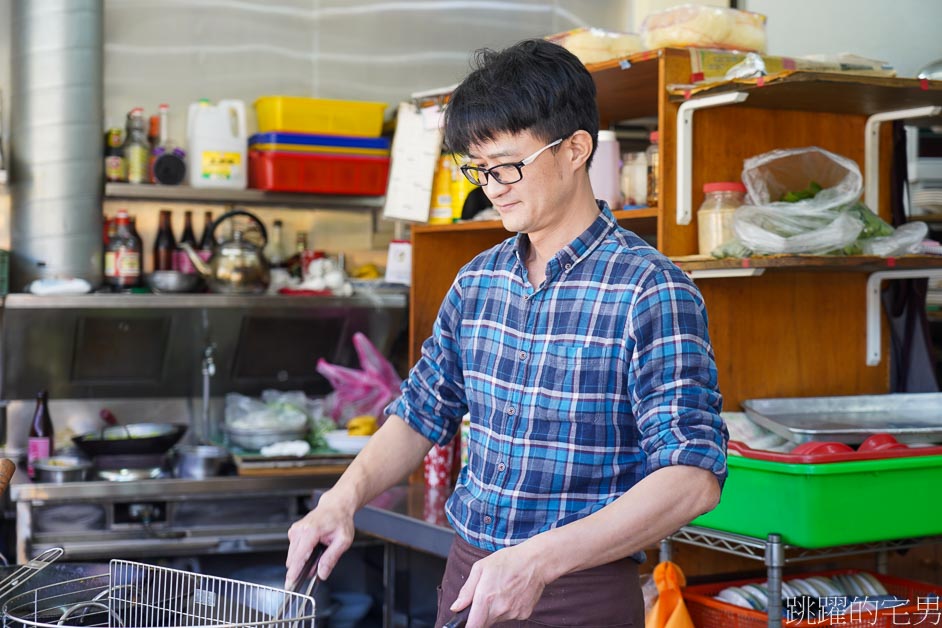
[223,424,309,451]
[146,270,201,294]
[173,445,230,479]
[33,455,92,483]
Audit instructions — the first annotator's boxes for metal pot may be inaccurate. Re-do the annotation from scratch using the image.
[72,423,187,457]
[172,445,230,479]
[33,455,91,483]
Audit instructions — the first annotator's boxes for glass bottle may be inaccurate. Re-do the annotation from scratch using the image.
[27,391,54,479]
[646,130,660,208]
[124,107,150,184]
[129,215,143,252]
[289,232,309,279]
[104,128,126,182]
[175,210,197,273]
[103,208,142,289]
[266,219,286,267]
[154,209,177,271]
[198,211,215,261]
[698,182,747,255]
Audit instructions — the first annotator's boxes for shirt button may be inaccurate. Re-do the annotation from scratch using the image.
[483,515,492,524]
[497,462,506,472]
[564,263,572,270]
[518,351,527,360]
[506,407,516,416]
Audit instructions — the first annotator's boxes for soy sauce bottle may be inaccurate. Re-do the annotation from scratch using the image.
[27,391,54,479]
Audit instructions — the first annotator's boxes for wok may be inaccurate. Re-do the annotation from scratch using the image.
[72,424,187,457]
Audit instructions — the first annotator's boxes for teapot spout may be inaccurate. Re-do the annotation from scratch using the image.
[179,242,212,278]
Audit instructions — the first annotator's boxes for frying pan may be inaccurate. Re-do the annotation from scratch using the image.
[72,424,188,457]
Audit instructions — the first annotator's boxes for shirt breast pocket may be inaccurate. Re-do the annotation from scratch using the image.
[539,344,613,423]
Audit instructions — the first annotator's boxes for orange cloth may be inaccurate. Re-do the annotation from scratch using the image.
[646,561,695,628]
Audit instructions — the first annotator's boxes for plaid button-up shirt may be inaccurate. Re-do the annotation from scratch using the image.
[387,203,727,554]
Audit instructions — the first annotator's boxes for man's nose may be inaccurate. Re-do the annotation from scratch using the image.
[482,176,510,197]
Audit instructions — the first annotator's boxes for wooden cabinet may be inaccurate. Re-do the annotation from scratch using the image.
[409,48,942,411]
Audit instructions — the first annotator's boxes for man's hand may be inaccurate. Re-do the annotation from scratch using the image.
[285,491,356,587]
[448,543,549,628]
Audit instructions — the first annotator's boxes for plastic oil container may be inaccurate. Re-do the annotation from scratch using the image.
[588,130,622,211]
[698,181,746,255]
[187,99,248,189]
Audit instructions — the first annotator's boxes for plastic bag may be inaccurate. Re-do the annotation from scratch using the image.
[316,332,402,426]
[224,391,309,430]
[645,562,694,628]
[860,221,929,256]
[733,146,868,255]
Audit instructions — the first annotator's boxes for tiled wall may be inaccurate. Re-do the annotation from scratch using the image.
[102,0,631,150]
[0,0,631,262]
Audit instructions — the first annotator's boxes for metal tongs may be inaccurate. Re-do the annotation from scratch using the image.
[443,606,472,628]
[276,543,327,624]
[0,547,66,603]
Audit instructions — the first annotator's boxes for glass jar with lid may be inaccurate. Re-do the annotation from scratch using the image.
[698,181,747,255]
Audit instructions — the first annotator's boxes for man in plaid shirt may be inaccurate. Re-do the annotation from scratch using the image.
[287,39,728,628]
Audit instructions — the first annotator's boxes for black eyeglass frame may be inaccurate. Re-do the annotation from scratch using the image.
[459,137,565,186]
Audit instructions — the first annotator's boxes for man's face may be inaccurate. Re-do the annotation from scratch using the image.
[465,130,571,235]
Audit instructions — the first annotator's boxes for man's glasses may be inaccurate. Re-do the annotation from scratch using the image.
[459,138,564,186]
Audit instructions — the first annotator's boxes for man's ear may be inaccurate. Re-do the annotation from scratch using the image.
[566,130,594,172]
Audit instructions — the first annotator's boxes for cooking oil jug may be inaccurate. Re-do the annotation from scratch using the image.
[187,99,247,189]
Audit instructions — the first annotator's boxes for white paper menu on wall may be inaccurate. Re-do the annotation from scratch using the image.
[382,101,444,222]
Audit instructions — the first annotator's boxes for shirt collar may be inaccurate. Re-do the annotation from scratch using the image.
[513,200,617,279]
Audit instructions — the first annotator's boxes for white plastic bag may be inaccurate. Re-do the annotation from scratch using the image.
[732,146,866,255]
[860,221,929,257]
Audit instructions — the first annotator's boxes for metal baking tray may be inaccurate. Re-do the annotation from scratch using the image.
[742,393,942,445]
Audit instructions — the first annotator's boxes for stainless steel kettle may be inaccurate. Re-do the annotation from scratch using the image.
[180,209,270,294]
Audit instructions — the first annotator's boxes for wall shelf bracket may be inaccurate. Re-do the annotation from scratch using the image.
[864,106,941,211]
[866,268,942,365]
[676,91,749,226]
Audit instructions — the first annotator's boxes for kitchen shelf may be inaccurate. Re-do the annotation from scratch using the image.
[663,526,942,628]
[671,71,942,116]
[104,182,385,210]
[411,207,659,235]
[673,254,942,273]
[1,291,407,310]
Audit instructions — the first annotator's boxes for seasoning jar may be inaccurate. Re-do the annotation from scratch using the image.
[698,182,747,255]
[645,131,659,207]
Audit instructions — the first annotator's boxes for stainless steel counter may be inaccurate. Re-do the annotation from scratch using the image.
[351,484,455,559]
[13,472,343,562]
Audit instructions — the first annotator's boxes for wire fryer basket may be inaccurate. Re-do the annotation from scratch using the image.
[2,559,316,628]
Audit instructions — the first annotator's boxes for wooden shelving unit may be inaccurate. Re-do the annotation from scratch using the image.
[104,182,385,210]
[409,54,942,399]
[406,53,942,585]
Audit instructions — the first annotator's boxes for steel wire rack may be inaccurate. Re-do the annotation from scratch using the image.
[2,559,317,628]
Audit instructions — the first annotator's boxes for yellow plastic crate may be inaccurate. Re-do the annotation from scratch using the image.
[255,96,386,138]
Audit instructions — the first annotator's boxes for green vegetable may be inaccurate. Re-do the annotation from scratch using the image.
[780,181,823,203]
[307,415,336,450]
[840,201,894,239]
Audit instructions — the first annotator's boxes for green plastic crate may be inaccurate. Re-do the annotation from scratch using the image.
[692,452,942,547]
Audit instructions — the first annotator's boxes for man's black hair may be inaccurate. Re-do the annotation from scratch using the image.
[444,38,600,169]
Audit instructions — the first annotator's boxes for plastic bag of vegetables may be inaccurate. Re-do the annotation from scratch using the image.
[730,146,871,255]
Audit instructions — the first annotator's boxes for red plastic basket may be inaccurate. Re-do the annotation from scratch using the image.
[249,150,390,195]
[684,569,941,628]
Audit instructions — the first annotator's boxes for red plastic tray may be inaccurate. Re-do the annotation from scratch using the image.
[729,439,942,464]
[249,150,389,195]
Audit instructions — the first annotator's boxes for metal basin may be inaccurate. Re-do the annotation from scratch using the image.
[145,271,201,294]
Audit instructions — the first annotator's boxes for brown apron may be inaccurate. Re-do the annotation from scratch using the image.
[435,535,644,628]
